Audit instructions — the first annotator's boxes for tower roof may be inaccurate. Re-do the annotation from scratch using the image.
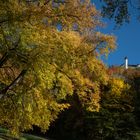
[124,56,128,59]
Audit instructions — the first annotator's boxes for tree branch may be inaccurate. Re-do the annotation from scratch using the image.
[0,52,9,68]
[0,69,27,96]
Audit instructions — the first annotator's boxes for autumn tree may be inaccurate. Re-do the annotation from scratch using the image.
[0,0,116,135]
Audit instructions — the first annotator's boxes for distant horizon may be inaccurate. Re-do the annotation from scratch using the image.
[105,57,140,67]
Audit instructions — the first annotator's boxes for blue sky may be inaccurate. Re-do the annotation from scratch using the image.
[93,1,140,66]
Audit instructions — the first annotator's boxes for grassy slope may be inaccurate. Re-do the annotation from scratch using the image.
[0,128,49,140]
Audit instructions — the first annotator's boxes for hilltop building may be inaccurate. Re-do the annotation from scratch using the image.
[121,57,140,69]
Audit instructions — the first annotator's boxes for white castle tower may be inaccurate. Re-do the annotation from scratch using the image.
[125,57,128,69]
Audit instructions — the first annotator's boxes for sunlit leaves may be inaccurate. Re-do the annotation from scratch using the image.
[0,0,117,135]
[109,77,130,96]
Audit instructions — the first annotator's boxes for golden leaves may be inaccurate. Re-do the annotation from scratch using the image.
[0,0,118,135]
[108,77,130,96]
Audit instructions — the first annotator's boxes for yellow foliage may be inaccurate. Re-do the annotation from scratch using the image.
[109,78,130,96]
[0,0,116,134]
